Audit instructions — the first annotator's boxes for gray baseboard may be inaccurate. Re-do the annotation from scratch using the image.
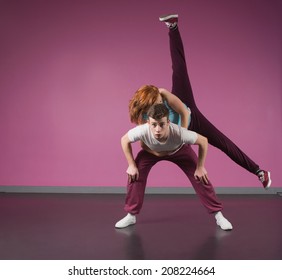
[0,186,281,195]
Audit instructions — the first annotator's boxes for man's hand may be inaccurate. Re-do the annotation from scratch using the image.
[126,165,139,183]
[194,166,209,185]
[121,133,139,182]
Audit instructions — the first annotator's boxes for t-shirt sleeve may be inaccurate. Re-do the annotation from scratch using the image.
[127,126,144,143]
[181,128,198,144]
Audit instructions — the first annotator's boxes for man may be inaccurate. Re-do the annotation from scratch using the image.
[116,103,232,231]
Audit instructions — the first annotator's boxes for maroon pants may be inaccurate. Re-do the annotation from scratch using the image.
[170,27,260,174]
[124,145,223,215]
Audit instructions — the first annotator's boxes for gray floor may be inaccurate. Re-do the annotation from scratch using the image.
[0,193,281,260]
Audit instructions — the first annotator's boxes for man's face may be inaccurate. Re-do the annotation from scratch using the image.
[148,117,170,142]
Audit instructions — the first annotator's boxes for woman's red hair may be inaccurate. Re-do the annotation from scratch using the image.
[129,85,161,124]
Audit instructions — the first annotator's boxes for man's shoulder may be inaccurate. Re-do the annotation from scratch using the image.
[129,123,149,134]
[169,122,181,131]
[138,123,149,131]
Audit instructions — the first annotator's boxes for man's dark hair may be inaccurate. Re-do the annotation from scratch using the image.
[147,103,169,120]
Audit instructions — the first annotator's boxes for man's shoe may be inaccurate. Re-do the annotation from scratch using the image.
[159,14,178,29]
[257,170,271,189]
[215,211,233,231]
[115,213,136,229]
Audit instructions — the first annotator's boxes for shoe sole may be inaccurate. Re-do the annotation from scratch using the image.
[115,221,136,229]
[159,14,178,21]
[216,221,233,231]
[264,171,271,189]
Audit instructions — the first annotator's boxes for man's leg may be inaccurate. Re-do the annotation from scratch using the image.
[167,145,233,230]
[115,150,160,228]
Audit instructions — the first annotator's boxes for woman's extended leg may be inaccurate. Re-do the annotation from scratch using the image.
[160,14,271,187]
[169,25,196,109]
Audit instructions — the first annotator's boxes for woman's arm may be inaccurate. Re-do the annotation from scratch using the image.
[158,88,190,128]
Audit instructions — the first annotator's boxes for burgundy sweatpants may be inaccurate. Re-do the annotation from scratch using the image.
[124,145,223,215]
[169,27,260,175]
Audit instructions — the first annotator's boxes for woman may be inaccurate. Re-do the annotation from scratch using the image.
[128,14,271,188]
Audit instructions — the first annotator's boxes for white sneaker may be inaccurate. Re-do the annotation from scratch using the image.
[159,14,178,29]
[115,213,136,229]
[215,211,233,231]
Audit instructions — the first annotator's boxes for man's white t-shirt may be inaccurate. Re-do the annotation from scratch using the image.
[127,123,198,155]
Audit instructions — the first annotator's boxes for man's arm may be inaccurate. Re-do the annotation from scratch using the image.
[193,134,209,184]
[121,133,139,182]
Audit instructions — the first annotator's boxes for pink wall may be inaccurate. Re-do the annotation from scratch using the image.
[0,0,281,188]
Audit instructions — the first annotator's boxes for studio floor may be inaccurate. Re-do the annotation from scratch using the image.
[0,193,281,260]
